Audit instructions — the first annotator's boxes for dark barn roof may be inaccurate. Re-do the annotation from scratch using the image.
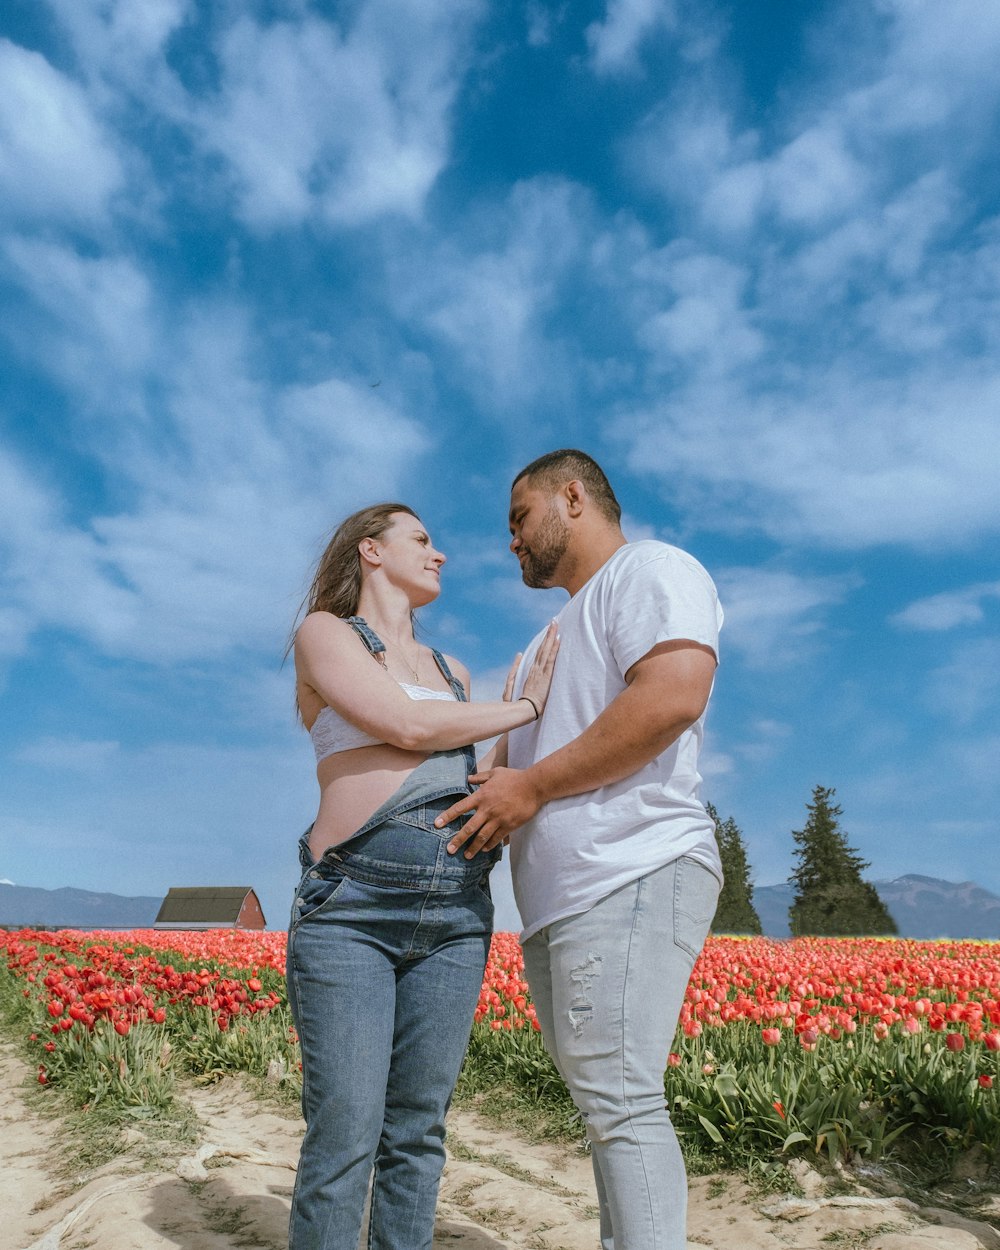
[154,886,265,929]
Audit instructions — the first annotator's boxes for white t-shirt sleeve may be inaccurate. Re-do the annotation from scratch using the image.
[608,547,723,679]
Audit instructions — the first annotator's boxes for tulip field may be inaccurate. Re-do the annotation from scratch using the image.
[2,927,998,1171]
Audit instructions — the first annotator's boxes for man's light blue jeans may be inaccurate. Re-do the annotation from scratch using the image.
[522,856,719,1250]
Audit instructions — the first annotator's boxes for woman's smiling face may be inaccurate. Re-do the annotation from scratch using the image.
[373,512,446,605]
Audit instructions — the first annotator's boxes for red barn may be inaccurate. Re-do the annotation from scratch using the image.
[154,886,266,931]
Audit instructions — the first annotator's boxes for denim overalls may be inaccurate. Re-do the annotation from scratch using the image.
[286,617,498,1250]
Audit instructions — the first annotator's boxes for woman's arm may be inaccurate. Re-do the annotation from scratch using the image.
[295,614,558,751]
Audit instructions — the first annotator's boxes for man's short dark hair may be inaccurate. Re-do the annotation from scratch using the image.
[512,449,622,524]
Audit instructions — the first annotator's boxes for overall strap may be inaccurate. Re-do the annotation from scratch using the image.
[346,616,387,659]
[349,618,462,701]
[430,648,468,702]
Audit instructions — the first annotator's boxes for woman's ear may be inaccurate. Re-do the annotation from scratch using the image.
[358,537,381,567]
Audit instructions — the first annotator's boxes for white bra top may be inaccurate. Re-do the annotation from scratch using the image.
[309,682,456,763]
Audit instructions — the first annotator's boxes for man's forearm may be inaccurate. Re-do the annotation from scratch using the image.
[436,642,716,857]
[526,688,698,806]
[524,642,716,805]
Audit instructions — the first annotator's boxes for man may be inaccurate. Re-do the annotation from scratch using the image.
[437,448,722,1250]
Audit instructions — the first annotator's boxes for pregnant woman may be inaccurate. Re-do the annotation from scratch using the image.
[286,502,558,1250]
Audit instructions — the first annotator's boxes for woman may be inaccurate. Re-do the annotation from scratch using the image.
[286,502,558,1250]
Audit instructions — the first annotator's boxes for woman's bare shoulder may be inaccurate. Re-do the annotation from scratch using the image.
[442,652,471,695]
[295,611,353,647]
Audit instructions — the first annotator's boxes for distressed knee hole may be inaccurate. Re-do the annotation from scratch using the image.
[566,952,602,1035]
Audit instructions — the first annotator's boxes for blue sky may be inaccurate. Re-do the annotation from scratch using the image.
[1,0,998,932]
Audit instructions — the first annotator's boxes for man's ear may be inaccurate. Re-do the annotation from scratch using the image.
[564,479,586,518]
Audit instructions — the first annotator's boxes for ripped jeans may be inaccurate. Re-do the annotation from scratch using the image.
[521,856,719,1250]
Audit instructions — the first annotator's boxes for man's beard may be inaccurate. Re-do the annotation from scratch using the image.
[520,503,570,588]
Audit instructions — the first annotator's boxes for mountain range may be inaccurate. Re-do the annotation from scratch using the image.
[752,874,1000,940]
[2,874,1000,940]
[0,883,161,930]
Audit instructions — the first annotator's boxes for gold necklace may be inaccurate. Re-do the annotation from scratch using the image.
[396,644,420,682]
[387,645,420,685]
[365,616,421,682]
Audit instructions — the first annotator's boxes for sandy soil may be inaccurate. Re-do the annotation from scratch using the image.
[3,1043,997,1250]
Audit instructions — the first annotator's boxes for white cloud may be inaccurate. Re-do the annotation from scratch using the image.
[0,448,139,657]
[0,39,124,226]
[620,513,658,543]
[655,120,867,236]
[629,101,761,231]
[526,2,565,48]
[0,604,33,660]
[731,718,794,767]
[611,36,1000,552]
[0,739,315,924]
[198,3,482,228]
[844,0,1000,139]
[393,177,591,406]
[83,367,432,663]
[631,109,868,235]
[280,378,430,470]
[631,0,1000,245]
[618,359,1000,550]
[43,0,190,81]
[0,278,433,665]
[698,744,734,778]
[16,738,121,771]
[925,639,1000,727]
[637,246,763,375]
[586,0,675,75]
[32,2,484,231]
[767,124,868,226]
[3,238,155,389]
[891,582,1000,631]
[713,567,858,668]
[789,170,956,305]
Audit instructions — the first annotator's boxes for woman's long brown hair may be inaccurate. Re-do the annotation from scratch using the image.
[287,504,420,717]
[303,502,419,620]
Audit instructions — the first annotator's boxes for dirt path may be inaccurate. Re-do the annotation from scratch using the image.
[2,1043,996,1250]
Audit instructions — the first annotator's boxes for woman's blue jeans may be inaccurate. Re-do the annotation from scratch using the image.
[286,795,495,1250]
[522,856,719,1250]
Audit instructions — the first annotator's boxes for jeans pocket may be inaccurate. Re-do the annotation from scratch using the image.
[672,856,720,961]
[291,869,350,927]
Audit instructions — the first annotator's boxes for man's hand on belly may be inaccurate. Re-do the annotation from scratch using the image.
[436,767,543,858]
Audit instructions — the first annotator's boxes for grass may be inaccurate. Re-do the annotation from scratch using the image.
[820,1224,909,1248]
[446,1134,578,1197]
[34,1069,201,1179]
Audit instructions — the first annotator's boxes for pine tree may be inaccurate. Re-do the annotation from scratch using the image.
[788,785,897,937]
[707,803,762,934]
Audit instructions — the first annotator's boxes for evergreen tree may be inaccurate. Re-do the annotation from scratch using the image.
[788,785,897,937]
[707,802,762,934]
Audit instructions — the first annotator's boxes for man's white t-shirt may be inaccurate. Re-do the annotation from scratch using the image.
[507,540,724,942]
